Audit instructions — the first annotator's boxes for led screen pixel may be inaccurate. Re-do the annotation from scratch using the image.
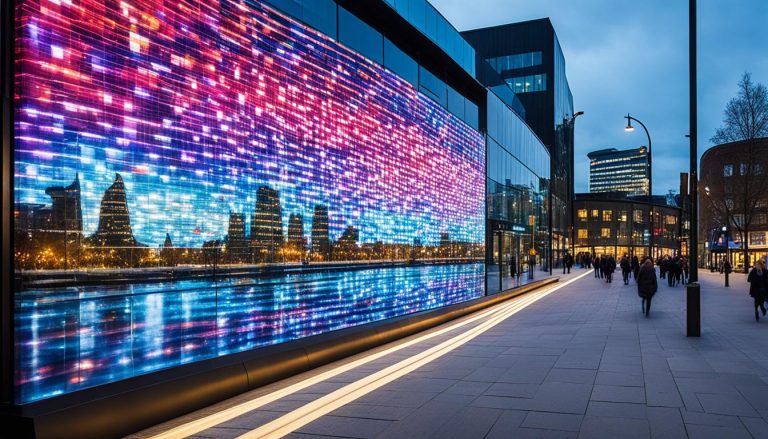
[13,0,486,402]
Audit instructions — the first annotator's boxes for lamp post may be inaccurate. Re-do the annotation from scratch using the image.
[567,111,584,257]
[687,0,700,337]
[624,113,653,259]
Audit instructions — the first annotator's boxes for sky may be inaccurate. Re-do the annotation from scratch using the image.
[430,0,768,195]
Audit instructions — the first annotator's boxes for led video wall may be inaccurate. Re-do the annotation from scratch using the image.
[13,0,486,402]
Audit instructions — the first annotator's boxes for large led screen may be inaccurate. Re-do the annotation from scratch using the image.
[13,0,486,402]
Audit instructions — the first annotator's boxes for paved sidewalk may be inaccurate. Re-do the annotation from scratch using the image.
[134,268,768,439]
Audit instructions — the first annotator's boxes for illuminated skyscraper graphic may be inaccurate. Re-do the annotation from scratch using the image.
[227,212,248,262]
[88,174,140,247]
[287,214,305,250]
[251,186,284,262]
[45,174,82,235]
[311,205,330,260]
[588,147,650,196]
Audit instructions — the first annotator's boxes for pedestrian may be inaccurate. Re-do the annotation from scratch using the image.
[604,254,616,283]
[637,259,658,317]
[681,257,689,285]
[748,260,768,321]
[631,255,640,280]
[594,255,601,278]
[620,254,631,285]
[564,252,573,274]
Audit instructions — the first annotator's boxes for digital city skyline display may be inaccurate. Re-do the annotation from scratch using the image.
[13,0,486,403]
[14,0,485,250]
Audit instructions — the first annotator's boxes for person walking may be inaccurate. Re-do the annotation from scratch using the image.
[620,254,631,285]
[748,260,768,321]
[605,254,616,283]
[564,252,573,274]
[594,255,601,278]
[637,259,658,317]
[631,255,640,280]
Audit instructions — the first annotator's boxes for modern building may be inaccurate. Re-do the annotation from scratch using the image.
[700,138,768,270]
[3,0,573,436]
[588,147,650,196]
[462,19,575,270]
[573,193,682,259]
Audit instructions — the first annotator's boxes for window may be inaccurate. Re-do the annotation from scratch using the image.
[634,209,644,223]
[665,215,677,225]
[756,214,768,225]
[591,209,599,219]
[486,51,543,72]
[419,66,447,107]
[506,73,547,94]
[577,209,587,220]
[578,229,588,239]
[602,210,612,221]
[725,197,734,209]
[734,214,744,226]
[619,210,628,222]
[751,232,766,246]
[741,163,749,176]
[384,39,417,87]
[339,7,383,64]
[724,164,733,177]
[757,199,768,208]
[601,228,611,238]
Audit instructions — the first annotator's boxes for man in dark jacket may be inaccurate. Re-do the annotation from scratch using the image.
[605,255,616,283]
[620,254,631,285]
[631,255,640,280]
[637,259,658,316]
[564,253,573,274]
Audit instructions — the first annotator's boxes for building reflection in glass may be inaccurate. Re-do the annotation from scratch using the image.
[14,263,483,403]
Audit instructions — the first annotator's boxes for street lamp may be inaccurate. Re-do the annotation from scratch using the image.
[624,113,653,259]
[566,111,584,257]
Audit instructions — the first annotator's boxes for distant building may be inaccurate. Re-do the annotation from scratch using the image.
[226,212,248,262]
[588,147,649,196]
[88,173,140,247]
[251,186,284,261]
[44,174,83,235]
[333,225,359,260]
[287,213,305,251]
[311,205,330,260]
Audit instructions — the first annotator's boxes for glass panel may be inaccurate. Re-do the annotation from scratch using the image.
[419,66,447,107]
[384,39,418,87]
[339,7,383,64]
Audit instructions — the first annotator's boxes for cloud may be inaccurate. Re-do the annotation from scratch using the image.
[430,0,768,195]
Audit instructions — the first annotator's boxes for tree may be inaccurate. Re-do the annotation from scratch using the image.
[707,72,768,272]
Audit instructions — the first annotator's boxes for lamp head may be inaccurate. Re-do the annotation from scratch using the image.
[624,113,635,131]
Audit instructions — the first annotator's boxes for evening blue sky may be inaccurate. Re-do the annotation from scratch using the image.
[431,0,768,195]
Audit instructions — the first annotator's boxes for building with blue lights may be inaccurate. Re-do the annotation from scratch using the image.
[1,0,572,436]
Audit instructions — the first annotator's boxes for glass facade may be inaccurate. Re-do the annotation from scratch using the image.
[486,51,543,73]
[506,73,547,94]
[12,0,486,403]
[486,93,551,294]
[588,147,650,196]
[380,0,476,76]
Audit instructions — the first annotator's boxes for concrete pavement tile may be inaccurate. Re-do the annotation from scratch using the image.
[521,411,582,432]
[295,416,391,439]
[375,398,478,439]
[585,401,647,419]
[544,368,597,385]
[426,406,501,439]
[684,423,752,439]
[590,384,646,404]
[646,406,687,439]
[329,403,414,421]
[484,382,539,398]
[680,410,745,427]
[484,409,529,439]
[740,416,768,438]
[497,367,552,384]
[353,390,437,408]
[595,371,644,387]
[463,367,509,383]
[696,393,759,417]
[577,416,650,439]
[510,428,578,438]
[443,380,492,396]
[385,377,457,393]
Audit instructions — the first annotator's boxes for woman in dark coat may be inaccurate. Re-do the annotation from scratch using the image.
[637,259,657,317]
[748,260,768,321]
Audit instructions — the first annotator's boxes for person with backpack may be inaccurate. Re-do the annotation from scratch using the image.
[748,260,768,321]
[637,259,658,317]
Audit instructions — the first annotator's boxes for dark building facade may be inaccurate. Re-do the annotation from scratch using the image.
[463,18,575,268]
[226,212,248,262]
[574,193,682,259]
[588,147,649,196]
[700,138,768,270]
[88,173,140,247]
[311,204,330,260]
